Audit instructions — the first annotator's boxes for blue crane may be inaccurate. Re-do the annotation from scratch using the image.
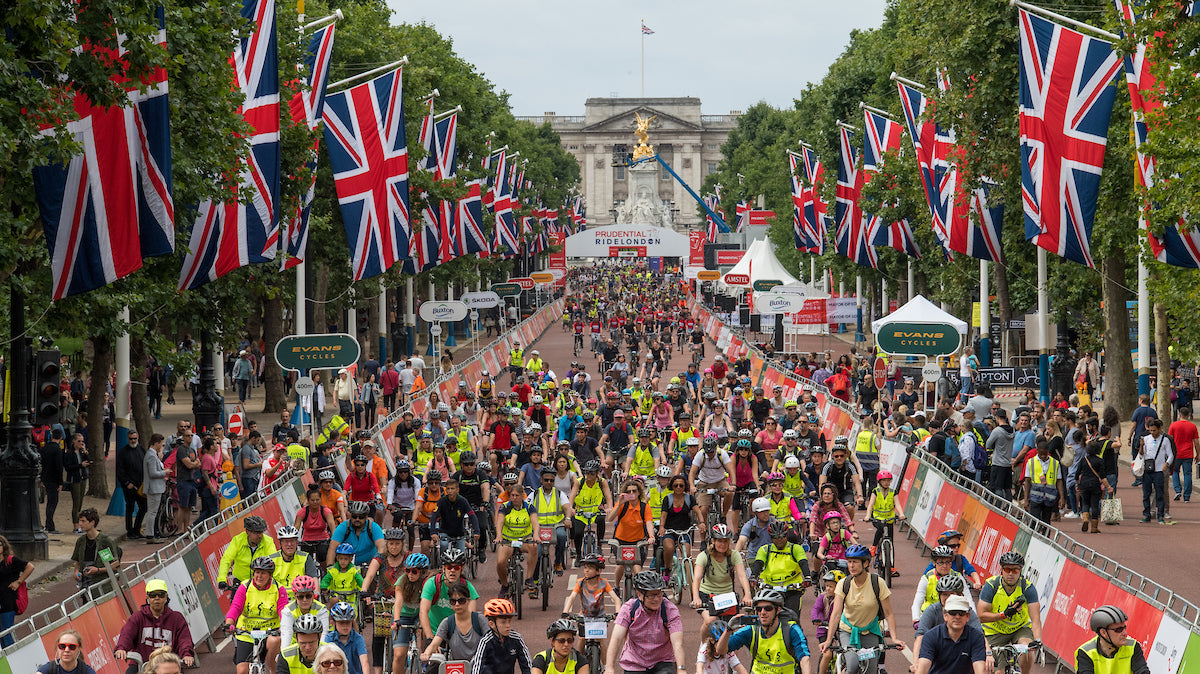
[629,155,729,233]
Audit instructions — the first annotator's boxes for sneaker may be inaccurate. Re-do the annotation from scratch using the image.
[498,584,509,598]
[1063,512,1080,519]
[1140,517,1152,523]
[478,551,487,563]
[555,563,564,576]
[1165,512,1174,519]
[1175,494,1182,501]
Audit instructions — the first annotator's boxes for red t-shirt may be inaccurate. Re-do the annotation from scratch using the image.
[1168,420,1199,460]
[344,471,380,502]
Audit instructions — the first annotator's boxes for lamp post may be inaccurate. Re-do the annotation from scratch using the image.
[0,287,48,559]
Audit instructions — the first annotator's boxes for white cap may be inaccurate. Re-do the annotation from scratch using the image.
[752,497,771,512]
[944,595,972,613]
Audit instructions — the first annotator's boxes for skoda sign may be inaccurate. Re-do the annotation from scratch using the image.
[419,301,469,323]
[875,321,962,357]
[462,291,501,308]
[275,333,361,371]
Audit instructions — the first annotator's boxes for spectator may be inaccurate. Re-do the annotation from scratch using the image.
[116,429,147,539]
[272,409,294,447]
[380,360,400,413]
[233,350,253,403]
[143,434,168,543]
[986,410,1015,501]
[172,430,201,533]
[71,508,122,590]
[37,629,95,674]
[1168,406,1199,502]
[0,535,33,647]
[41,428,65,533]
[198,438,223,523]
[1073,352,1101,399]
[333,368,357,427]
[1138,418,1174,525]
[114,578,195,674]
[239,432,265,499]
[63,433,91,528]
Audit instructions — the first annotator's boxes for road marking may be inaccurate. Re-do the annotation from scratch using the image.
[216,635,233,652]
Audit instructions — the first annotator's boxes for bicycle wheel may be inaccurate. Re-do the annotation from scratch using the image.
[541,549,551,611]
[586,642,601,674]
[406,634,424,674]
[513,563,524,620]
[582,530,596,558]
[880,539,894,589]
[158,498,179,537]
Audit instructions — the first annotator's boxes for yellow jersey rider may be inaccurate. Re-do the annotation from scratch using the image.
[223,556,288,674]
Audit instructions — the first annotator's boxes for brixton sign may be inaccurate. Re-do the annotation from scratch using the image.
[419,300,468,322]
[491,283,522,297]
[752,279,783,292]
[275,333,361,371]
[875,321,961,357]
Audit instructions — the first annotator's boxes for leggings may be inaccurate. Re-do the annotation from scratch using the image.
[1078,485,1103,519]
[570,517,606,556]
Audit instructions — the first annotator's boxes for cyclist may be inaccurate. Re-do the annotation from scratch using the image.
[276,613,324,674]
[819,442,863,519]
[608,477,654,590]
[780,457,810,507]
[316,470,349,524]
[735,498,773,560]
[218,516,278,592]
[223,556,287,674]
[279,575,328,648]
[647,466,674,524]
[328,500,385,567]
[863,470,903,576]
[914,594,987,674]
[607,572,687,674]
[912,546,970,627]
[1076,605,1149,674]
[750,520,810,616]
[569,460,612,560]
[657,474,698,580]
[926,530,983,590]
[912,574,984,665]
[418,546,478,640]
[715,587,811,674]
[561,553,621,651]
[730,439,762,529]
[269,526,320,598]
[421,579,488,670]
[345,454,383,517]
[533,466,574,577]
[534,620,589,674]
[390,553,430,674]
[812,571,841,674]
[113,578,196,674]
[495,472,539,598]
[819,545,905,674]
[977,551,1042,674]
[472,598,532,674]
[625,428,662,480]
[762,472,803,530]
[692,524,752,630]
[574,318,586,355]
[430,477,480,558]
[414,469,446,556]
[599,409,633,474]
[454,452,492,562]
[321,543,364,604]
[689,437,734,545]
[323,602,369,674]
[361,528,408,669]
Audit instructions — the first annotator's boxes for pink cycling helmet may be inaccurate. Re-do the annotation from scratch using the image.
[823,511,844,522]
[291,575,318,593]
[877,470,894,481]
[704,368,713,374]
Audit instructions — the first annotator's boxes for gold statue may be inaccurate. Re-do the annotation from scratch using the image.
[632,112,657,160]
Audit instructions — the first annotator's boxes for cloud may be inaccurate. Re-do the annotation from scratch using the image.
[392,0,889,115]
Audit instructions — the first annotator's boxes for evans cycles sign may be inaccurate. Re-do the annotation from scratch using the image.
[875,321,961,357]
[275,333,360,371]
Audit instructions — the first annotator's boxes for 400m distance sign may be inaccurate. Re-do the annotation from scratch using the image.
[275,333,361,371]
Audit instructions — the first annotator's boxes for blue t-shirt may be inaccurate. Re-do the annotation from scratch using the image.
[727,622,810,663]
[918,623,987,674]
[38,664,96,674]
[1012,430,1036,459]
[331,520,384,564]
[1130,406,1158,444]
[324,630,369,674]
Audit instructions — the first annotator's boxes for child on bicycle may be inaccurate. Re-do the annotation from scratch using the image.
[391,553,430,674]
[815,512,852,572]
[863,470,904,574]
[561,553,620,652]
[696,621,747,674]
[811,571,841,674]
[323,602,369,674]
[321,543,364,605]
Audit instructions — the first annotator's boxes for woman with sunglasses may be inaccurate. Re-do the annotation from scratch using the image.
[533,619,589,674]
[421,580,488,670]
[391,553,430,674]
[606,477,653,590]
[313,643,350,674]
[38,629,94,674]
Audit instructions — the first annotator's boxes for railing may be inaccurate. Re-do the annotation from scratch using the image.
[515,115,585,126]
[700,114,741,124]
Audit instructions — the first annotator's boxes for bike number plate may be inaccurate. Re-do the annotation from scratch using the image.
[539,527,554,543]
[712,592,737,611]
[584,621,608,639]
[512,540,524,550]
[445,663,467,674]
[857,648,876,660]
[620,546,637,562]
[250,629,267,640]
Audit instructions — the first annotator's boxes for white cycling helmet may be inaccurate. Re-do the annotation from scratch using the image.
[784,456,801,469]
[685,437,701,446]
[655,466,673,478]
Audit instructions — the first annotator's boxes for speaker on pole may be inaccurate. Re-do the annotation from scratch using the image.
[749,313,761,332]
[774,314,784,351]
[739,307,750,326]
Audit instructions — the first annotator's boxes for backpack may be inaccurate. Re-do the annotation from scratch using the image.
[943,436,961,470]
[749,620,801,663]
[840,573,886,622]
[629,598,671,631]
[971,434,988,474]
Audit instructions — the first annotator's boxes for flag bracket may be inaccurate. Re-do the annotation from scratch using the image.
[435,105,463,120]
[836,120,860,132]
[303,9,341,31]
[327,56,409,93]
[889,72,927,90]
[859,102,895,120]
[1009,0,1119,40]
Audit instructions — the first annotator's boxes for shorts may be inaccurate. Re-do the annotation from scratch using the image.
[177,480,199,509]
[393,615,419,647]
[984,626,1036,648]
[695,479,729,508]
[660,531,692,545]
[233,639,260,665]
[418,523,433,541]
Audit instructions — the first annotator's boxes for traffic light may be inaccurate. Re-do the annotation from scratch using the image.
[34,349,61,422]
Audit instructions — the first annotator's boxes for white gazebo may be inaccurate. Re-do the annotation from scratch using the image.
[717,238,800,294]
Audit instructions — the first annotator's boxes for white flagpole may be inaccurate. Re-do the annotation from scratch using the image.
[1138,235,1151,396]
[641,19,645,97]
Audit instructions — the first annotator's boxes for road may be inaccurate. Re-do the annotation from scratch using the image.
[35,314,1069,673]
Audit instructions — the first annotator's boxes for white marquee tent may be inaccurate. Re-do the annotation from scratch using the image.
[871,295,968,335]
[716,238,801,294]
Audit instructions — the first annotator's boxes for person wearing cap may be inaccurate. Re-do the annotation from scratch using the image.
[333,368,358,432]
[233,350,253,403]
[114,578,196,673]
[915,594,987,674]
[734,498,773,559]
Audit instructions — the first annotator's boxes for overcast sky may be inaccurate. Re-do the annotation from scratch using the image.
[388,0,891,117]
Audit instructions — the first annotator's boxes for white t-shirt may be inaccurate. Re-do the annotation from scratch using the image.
[696,645,740,674]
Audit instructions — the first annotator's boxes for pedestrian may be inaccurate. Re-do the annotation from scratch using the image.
[71,508,122,590]
[361,372,380,429]
[1019,439,1065,524]
[239,431,265,500]
[380,360,400,413]
[1168,406,1198,502]
[172,430,201,533]
[1074,352,1101,400]
[915,594,987,674]
[0,535,34,647]
[1137,418,1175,524]
[986,409,1014,501]
[37,629,96,674]
[310,372,326,431]
[113,578,195,674]
[233,350,253,403]
[1076,439,1110,534]
[116,429,147,539]
[333,368,357,429]
[40,428,65,533]
[1128,395,1157,486]
[143,434,168,543]
[148,364,166,419]
[63,432,91,528]
[1075,605,1150,674]
[198,437,222,523]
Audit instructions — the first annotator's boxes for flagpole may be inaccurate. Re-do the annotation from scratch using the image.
[1009,0,1119,40]
[907,259,915,302]
[302,9,341,31]
[434,105,463,120]
[641,18,645,97]
[859,102,895,119]
[980,259,990,365]
[1137,236,1151,396]
[1037,247,1050,403]
[327,56,408,92]
[855,275,864,342]
[889,72,927,90]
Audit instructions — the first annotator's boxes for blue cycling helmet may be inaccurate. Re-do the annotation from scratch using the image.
[335,543,355,556]
[405,552,429,569]
[622,388,632,396]
[709,620,729,641]
[330,601,356,621]
[736,438,752,449]
[845,544,873,561]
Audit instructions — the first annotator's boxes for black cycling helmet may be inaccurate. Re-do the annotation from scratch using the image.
[426,469,443,483]
[998,551,1025,568]
[460,451,477,464]
[580,553,605,569]
[250,556,276,572]
[633,570,665,592]
[583,460,601,474]
[767,520,791,538]
[243,516,268,533]
[546,619,577,640]
[384,528,405,541]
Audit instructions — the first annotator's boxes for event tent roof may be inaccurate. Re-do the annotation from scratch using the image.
[871,294,968,335]
[719,238,800,291]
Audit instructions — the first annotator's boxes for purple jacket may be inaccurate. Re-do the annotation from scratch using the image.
[115,603,195,661]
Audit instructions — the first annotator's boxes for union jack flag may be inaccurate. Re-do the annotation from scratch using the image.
[735,200,749,232]
[34,6,175,300]
[896,81,949,254]
[570,196,586,232]
[321,66,411,281]
[835,126,877,268]
[641,21,655,35]
[799,145,829,254]
[1114,0,1200,267]
[418,99,436,175]
[1018,7,1121,268]
[281,21,336,271]
[456,179,489,256]
[417,196,454,267]
[862,109,920,259]
[432,112,458,180]
[936,73,1004,262]
[789,154,806,251]
[492,165,519,257]
[483,149,505,210]
[179,0,278,290]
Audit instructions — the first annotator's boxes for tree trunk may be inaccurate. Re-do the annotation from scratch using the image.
[262,293,287,414]
[86,336,112,497]
[313,262,329,333]
[993,257,1013,366]
[1100,255,1135,420]
[1154,301,1171,421]
[129,337,154,441]
[367,293,379,360]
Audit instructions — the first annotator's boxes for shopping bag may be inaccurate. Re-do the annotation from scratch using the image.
[1100,495,1123,524]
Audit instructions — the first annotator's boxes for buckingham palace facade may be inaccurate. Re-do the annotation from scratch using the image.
[516,97,741,229]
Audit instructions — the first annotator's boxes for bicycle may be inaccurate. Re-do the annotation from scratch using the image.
[394,621,425,674]
[735,486,761,528]
[231,628,279,674]
[660,527,694,606]
[610,539,648,600]
[574,333,584,357]
[991,640,1042,674]
[868,518,896,587]
[690,343,703,367]
[567,613,615,674]
[699,487,729,534]
[576,511,602,559]
[157,477,180,538]
[325,589,366,632]
[534,526,557,610]
[829,640,903,674]
[504,539,529,620]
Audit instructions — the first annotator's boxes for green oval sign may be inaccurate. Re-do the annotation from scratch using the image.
[875,322,961,357]
[491,282,522,297]
[752,279,783,291]
[274,333,361,371]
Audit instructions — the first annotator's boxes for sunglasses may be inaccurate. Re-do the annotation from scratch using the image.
[294,592,314,599]
[553,636,575,644]
[406,568,423,574]
[146,591,168,599]
[449,596,469,605]
[351,515,367,520]
[320,662,346,669]
[946,543,961,549]
[1106,624,1128,633]
[946,610,969,617]
[57,643,79,652]
[444,564,463,571]
[755,605,777,613]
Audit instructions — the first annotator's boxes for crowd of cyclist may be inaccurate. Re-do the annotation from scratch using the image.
[196,263,1148,674]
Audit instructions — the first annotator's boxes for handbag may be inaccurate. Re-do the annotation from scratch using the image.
[8,556,28,615]
[1101,494,1124,524]
[1131,453,1145,478]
